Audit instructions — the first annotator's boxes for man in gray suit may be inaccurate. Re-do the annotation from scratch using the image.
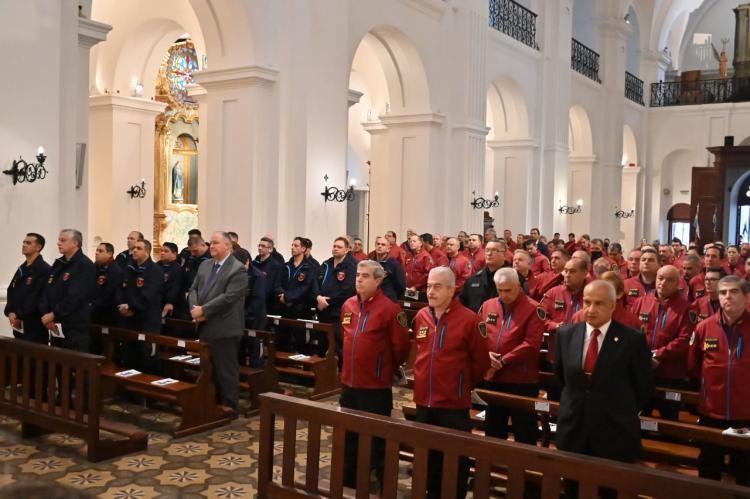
[188,231,248,414]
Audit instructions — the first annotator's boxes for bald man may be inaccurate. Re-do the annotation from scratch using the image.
[555,280,653,466]
[629,265,694,421]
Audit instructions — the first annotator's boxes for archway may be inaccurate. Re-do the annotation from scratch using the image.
[667,202,692,242]
[658,148,702,240]
[622,124,638,167]
[485,75,531,234]
[729,169,750,243]
[568,105,595,236]
[348,26,433,249]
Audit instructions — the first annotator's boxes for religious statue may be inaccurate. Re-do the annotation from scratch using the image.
[172,160,184,203]
[712,38,730,79]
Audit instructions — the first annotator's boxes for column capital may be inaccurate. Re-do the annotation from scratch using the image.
[78,17,111,50]
[88,95,167,116]
[379,112,445,127]
[453,123,491,136]
[193,65,278,91]
[622,166,642,175]
[486,138,539,150]
[348,89,364,108]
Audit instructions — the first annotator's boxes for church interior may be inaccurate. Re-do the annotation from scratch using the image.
[2,0,750,497]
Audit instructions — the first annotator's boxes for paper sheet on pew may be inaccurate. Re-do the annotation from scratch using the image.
[186,357,201,365]
[723,427,750,438]
[115,369,141,377]
[475,410,486,420]
[151,378,179,386]
[170,355,193,361]
[289,354,310,361]
[50,323,65,338]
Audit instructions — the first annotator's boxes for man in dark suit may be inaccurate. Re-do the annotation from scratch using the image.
[188,231,248,415]
[555,279,653,496]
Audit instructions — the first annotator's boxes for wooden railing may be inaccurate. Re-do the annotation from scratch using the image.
[257,393,748,499]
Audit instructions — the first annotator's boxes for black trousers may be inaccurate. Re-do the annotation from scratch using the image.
[642,377,687,421]
[209,336,241,411]
[317,308,342,364]
[278,305,312,353]
[415,405,472,499]
[50,329,91,410]
[698,416,750,485]
[339,386,392,489]
[484,381,539,445]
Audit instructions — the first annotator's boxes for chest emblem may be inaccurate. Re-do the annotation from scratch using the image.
[135,277,145,288]
[639,312,649,322]
[416,326,429,339]
[554,299,565,311]
[703,337,719,351]
[628,288,639,297]
[337,271,345,282]
[486,313,498,325]
[97,275,106,286]
[696,289,706,298]
[297,273,306,282]
[62,273,71,281]
[342,312,352,326]
[25,276,33,285]
[163,273,170,282]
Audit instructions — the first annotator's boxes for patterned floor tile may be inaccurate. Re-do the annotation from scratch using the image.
[0,444,37,461]
[99,485,159,499]
[154,466,211,486]
[57,469,116,488]
[209,429,250,444]
[163,441,213,457]
[201,481,255,498]
[0,474,13,486]
[112,454,167,471]
[204,453,253,469]
[18,456,75,475]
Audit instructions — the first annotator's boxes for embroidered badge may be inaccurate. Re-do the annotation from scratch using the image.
[297,273,306,282]
[48,276,54,284]
[689,310,698,325]
[696,289,705,298]
[554,299,565,311]
[639,312,649,322]
[487,313,498,325]
[136,277,145,288]
[25,276,32,285]
[416,326,429,339]
[628,288,639,297]
[536,307,547,320]
[342,312,352,326]
[163,273,169,282]
[703,337,719,351]
[62,273,71,281]
[97,275,106,285]
[478,322,487,338]
[699,313,708,321]
[337,271,345,282]
[396,311,408,328]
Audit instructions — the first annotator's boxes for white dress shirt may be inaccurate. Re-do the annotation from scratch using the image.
[582,320,611,368]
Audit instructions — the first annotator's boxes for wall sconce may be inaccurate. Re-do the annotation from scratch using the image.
[559,199,583,215]
[3,147,48,185]
[127,178,146,198]
[615,207,635,219]
[321,174,355,203]
[470,191,500,210]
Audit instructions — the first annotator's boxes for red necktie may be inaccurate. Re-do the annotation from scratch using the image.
[583,328,601,374]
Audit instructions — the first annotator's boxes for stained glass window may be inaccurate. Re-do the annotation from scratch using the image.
[166,43,199,104]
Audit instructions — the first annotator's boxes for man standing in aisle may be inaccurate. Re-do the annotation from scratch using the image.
[5,233,50,344]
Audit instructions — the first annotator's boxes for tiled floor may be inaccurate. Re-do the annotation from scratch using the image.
[0,385,416,498]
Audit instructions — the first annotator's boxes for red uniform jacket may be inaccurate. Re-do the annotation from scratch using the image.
[463,248,486,273]
[520,271,540,299]
[535,271,563,301]
[689,273,706,302]
[610,257,628,277]
[689,310,750,420]
[429,247,449,267]
[724,262,747,278]
[404,250,433,291]
[340,289,411,389]
[623,275,656,309]
[412,298,490,409]
[448,254,472,293]
[631,293,694,380]
[572,302,641,331]
[674,254,686,271]
[479,294,544,384]
[539,284,584,363]
[351,250,367,262]
[691,295,720,324]
[530,254,551,276]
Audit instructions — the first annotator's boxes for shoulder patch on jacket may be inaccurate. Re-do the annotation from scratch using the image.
[536,307,546,320]
[689,310,698,325]
[396,311,408,328]
[478,322,487,338]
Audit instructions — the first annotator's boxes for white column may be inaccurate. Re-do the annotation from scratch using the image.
[365,113,445,238]
[88,96,166,247]
[486,140,538,234]
[193,65,279,242]
[593,14,629,239]
[620,166,641,248]
[567,155,596,236]
[537,0,574,235]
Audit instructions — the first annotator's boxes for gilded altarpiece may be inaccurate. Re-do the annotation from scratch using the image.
[154,39,200,252]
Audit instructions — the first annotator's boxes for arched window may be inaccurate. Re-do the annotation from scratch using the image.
[171,134,198,205]
[667,203,691,243]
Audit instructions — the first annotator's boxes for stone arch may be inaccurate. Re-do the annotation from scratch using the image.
[568,105,593,157]
[651,0,704,68]
[622,124,638,166]
[486,75,530,141]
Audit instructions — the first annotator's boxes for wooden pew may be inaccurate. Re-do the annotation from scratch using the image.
[267,316,340,400]
[0,337,147,462]
[91,325,232,437]
[163,318,280,414]
[257,392,747,499]
[399,300,426,372]
[240,328,280,415]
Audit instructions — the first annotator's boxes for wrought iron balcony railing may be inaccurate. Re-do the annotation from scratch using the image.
[649,77,750,107]
[489,0,539,50]
[571,38,601,83]
[625,71,644,105]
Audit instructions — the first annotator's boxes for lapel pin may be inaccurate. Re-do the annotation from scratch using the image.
[614,337,619,342]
